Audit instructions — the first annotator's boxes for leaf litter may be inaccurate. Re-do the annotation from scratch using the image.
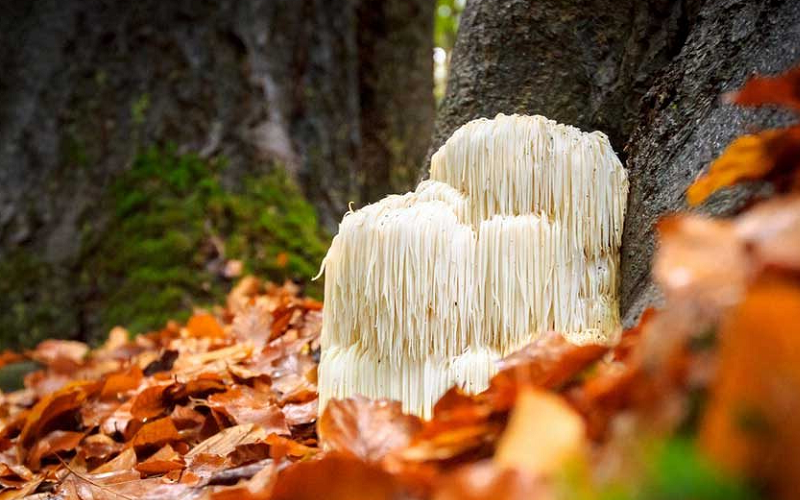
[3,67,800,499]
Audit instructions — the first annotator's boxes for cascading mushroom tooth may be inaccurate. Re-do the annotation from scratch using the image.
[318,113,628,418]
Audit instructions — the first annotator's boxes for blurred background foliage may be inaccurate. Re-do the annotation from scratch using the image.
[434,0,465,101]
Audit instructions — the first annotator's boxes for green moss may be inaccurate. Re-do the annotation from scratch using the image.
[81,145,329,342]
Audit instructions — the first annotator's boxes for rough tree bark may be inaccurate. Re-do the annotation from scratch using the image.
[430,0,800,325]
[0,0,433,342]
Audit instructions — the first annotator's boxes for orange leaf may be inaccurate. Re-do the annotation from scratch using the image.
[92,448,138,474]
[130,417,181,450]
[101,365,144,400]
[270,453,403,500]
[186,313,226,338]
[19,380,100,449]
[434,462,550,500]
[700,278,800,500]
[207,387,289,436]
[318,396,422,462]
[727,66,800,111]
[687,129,780,206]
[494,388,586,476]
[129,383,171,420]
[135,444,185,476]
[26,430,85,470]
[494,330,607,392]
[263,434,317,461]
[28,340,89,372]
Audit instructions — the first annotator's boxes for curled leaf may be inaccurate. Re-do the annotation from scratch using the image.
[318,396,422,462]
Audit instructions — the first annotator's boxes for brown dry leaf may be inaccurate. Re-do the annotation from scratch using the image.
[26,430,85,470]
[186,423,268,458]
[263,434,317,461]
[130,416,181,450]
[129,383,172,420]
[92,448,138,474]
[726,66,800,111]
[19,380,100,449]
[700,277,800,500]
[735,195,800,271]
[227,276,262,315]
[232,302,273,348]
[100,365,144,400]
[687,126,800,205]
[209,461,277,500]
[270,453,404,500]
[100,398,139,439]
[397,388,500,464]
[494,388,586,477]
[207,387,289,436]
[281,398,318,426]
[186,313,226,338]
[80,434,124,462]
[0,476,42,500]
[135,444,186,476]
[319,396,422,462]
[173,343,252,371]
[433,461,550,500]
[495,330,607,391]
[0,462,33,488]
[653,216,748,312]
[28,340,89,372]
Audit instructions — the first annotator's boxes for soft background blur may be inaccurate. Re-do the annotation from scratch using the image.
[0,0,463,349]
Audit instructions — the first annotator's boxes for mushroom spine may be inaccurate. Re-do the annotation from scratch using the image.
[318,114,629,418]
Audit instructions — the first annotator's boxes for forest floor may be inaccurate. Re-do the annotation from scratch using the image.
[1,68,799,500]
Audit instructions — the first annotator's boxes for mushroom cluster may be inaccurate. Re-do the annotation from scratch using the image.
[318,114,629,417]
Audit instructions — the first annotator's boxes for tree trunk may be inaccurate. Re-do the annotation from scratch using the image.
[0,0,433,345]
[430,0,800,325]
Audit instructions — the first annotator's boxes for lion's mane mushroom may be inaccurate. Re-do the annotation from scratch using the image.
[318,114,628,418]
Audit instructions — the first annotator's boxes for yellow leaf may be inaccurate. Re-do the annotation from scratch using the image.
[687,130,783,206]
[494,388,586,476]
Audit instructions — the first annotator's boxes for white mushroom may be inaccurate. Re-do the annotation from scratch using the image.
[318,113,629,418]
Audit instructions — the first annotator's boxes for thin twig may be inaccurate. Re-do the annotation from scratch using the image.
[55,454,137,500]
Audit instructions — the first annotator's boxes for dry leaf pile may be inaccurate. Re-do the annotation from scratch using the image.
[2,67,800,500]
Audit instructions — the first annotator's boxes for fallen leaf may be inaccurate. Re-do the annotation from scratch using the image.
[270,453,403,500]
[653,216,748,312]
[207,387,289,436]
[129,383,172,420]
[26,430,84,469]
[28,340,89,373]
[726,66,800,111]
[19,380,100,449]
[433,461,550,500]
[186,424,268,458]
[92,448,138,474]
[701,277,800,500]
[135,444,185,476]
[494,388,586,477]
[495,330,607,391]
[282,398,318,426]
[319,396,422,461]
[186,313,226,339]
[130,416,181,451]
[79,434,124,462]
[687,126,800,205]
[734,195,800,271]
[101,365,144,400]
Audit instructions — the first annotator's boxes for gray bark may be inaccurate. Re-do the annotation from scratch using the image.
[0,0,434,344]
[430,0,800,325]
[620,0,800,325]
